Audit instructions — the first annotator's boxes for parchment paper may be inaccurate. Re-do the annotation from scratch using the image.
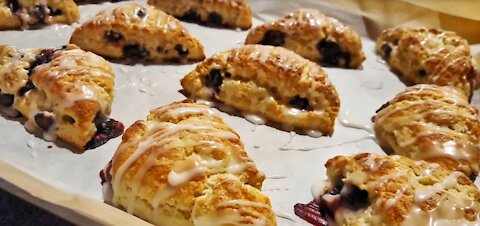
[0,1,478,226]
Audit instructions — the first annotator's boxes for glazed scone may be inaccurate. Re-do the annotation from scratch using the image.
[376,27,479,99]
[147,0,252,29]
[100,100,276,226]
[245,8,365,68]
[70,3,205,63]
[181,44,340,136]
[295,153,480,225]
[0,44,124,151]
[373,84,480,179]
[0,0,79,30]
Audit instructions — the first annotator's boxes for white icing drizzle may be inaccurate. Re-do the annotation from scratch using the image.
[279,134,375,151]
[275,212,297,223]
[338,111,373,133]
[311,179,328,203]
[112,103,264,215]
[361,155,479,224]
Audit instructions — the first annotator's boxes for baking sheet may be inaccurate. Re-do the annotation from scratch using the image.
[0,0,479,225]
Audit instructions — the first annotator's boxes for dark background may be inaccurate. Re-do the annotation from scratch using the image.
[0,188,75,226]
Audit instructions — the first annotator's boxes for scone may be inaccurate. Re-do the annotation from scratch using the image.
[373,84,480,179]
[70,3,205,63]
[376,27,479,99]
[100,100,276,226]
[295,153,480,225]
[147,0,252,29]
[0,0,79,30]
[245,9,365,68]
[0,44,124,151]
[181,44,340,136]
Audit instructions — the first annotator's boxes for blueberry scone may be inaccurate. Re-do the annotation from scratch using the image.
[376,27,479,99]
[0,0,79,30]
[100,100,276,226]
[373,84,480,180]
[70,3,205,63]
[295,153,480,225]
[0,44,124,151]
[245,9,365,68]
[147,0,252,29]
[181,45,340,136]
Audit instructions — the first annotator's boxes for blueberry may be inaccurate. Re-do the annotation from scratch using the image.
[180,10,201,22]
[32,5,48,21]
[8,0,20,12]
[174,44,189,57]
[104,30,123,42]
[340,184,369,210]
[207,12,223,25]
[17,80,35,96]
[381,43,393,61]
[316,39,350,67]
[34,112,54,131]
[28,49,55,76]
[259,30,286,47]
[418,69,427,77]
[136,8,146,18]
[0,92,14,107]
[289,95,310,110]
[205,69,223,92]
[85,119,124,150]
[122,44,150,59]
[99,161,112,185]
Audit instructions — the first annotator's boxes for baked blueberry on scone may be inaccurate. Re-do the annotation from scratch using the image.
[100,100,276,226]
[295,153,480,225]
[147,0,252,29]
[0,44,124,151]
[70,3,205,63]
[0,0,79,30]
[376,27,479,99]
[181,45,340,136]
[373,84,480,179]
[245,9,365,68]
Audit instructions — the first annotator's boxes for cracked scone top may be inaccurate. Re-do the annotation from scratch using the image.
[376,27,479,99]
[373,84,480,179]
[181,44,340,136]
[70,3,205,63]
[246,8,365,68]
[147,0,252,29]
[101,100,276,226]
[311,153,480,225]
[0,44,123,150]
[0,0,79,30]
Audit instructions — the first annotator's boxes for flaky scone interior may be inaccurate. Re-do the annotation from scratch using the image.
[147,0,252,29]
[295,153,480,226]
[373,84,480,179]
[246,8,365,68]
[0,0,79,30]
[101,100,276,226]
[181,44,340,136]
[0,44,123,151]
[376,27,479,99]
[70,3,205,63]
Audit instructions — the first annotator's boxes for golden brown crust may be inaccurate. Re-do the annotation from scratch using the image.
[0,44,115,150]
[321,153,480,225]
[245,8,365,68]
[373,84,480,179]
[70,3,205,63]
[109,100,275,226]
[181,44,340,136]
[376,27,479,98]
[147,0,252,29]
[0,0,79,30]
